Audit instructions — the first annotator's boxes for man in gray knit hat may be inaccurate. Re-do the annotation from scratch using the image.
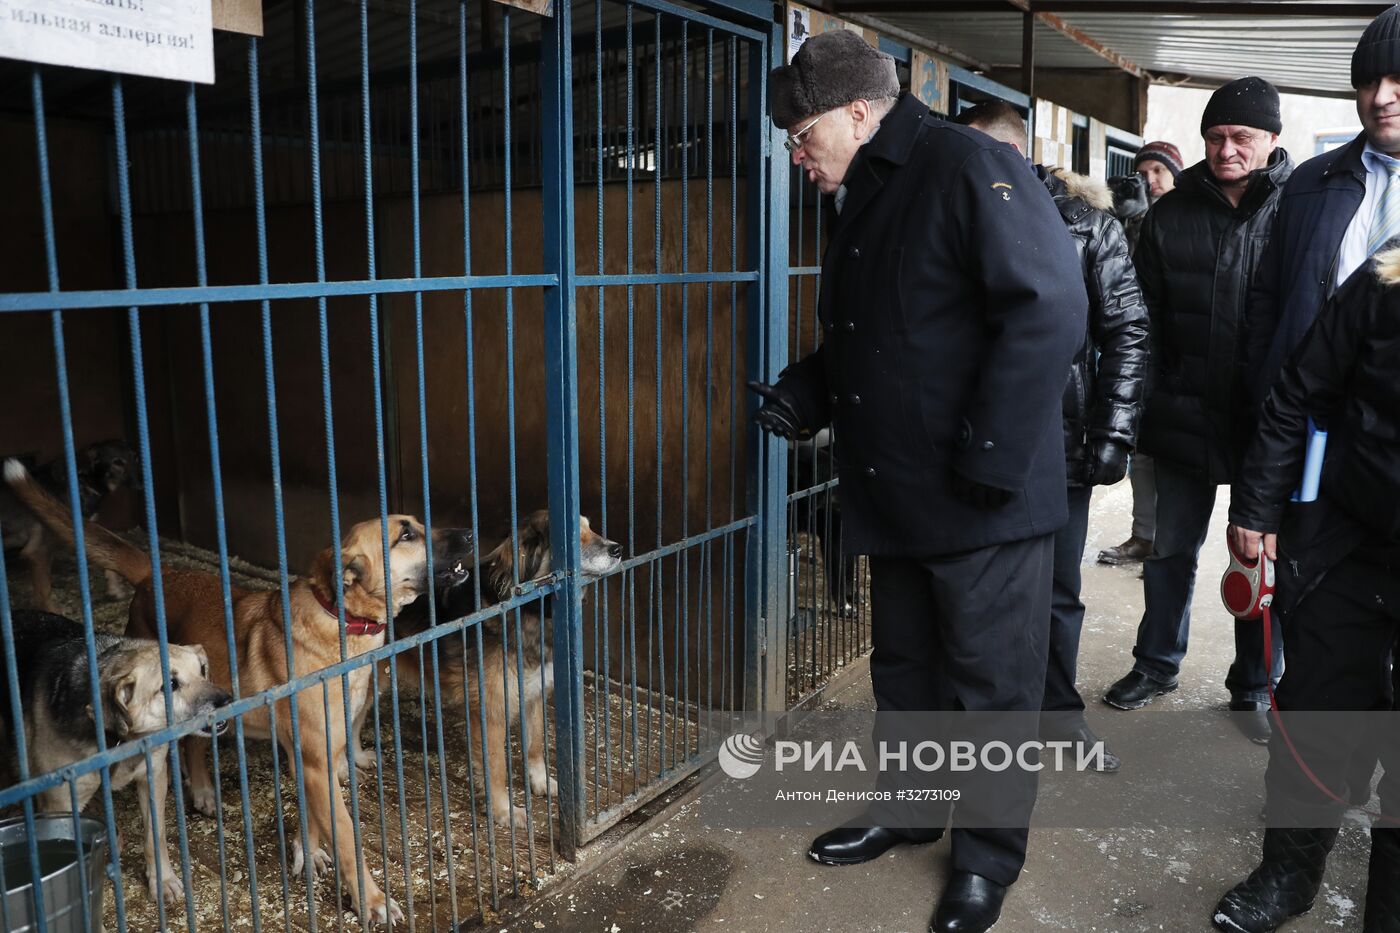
[750,29,1087,933]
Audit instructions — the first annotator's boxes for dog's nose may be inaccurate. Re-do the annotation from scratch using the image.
[607,542,622,559]
[213,691,233,708]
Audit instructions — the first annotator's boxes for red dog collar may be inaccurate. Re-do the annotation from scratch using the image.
[312,587,387,636]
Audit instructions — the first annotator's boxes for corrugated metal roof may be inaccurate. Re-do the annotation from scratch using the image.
[1061,12,1368,93]
[856,5,1371,96]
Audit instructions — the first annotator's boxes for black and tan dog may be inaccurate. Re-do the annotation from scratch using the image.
[0,441,139,612]
[0,608,229,905]
[393,510,621,828]
[3,459,466,926]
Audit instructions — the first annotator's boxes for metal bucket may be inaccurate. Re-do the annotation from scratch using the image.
[0,814,107,933]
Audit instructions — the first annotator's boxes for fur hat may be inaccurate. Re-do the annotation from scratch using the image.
[1133,140,1184,179]
[1354,4,1400,88]
[1200,76,1282,136]
[769,30,899,129]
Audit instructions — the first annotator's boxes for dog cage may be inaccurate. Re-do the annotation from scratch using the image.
[0,0,797,928]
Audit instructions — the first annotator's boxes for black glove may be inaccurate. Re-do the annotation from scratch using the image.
[951,471,1015,509]
[1088,441,1131,487]
[747,380,807,440]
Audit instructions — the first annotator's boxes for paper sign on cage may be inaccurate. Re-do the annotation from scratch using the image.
[0,0,215,84]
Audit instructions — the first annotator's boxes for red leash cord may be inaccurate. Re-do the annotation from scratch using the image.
[1259,583,1398,825]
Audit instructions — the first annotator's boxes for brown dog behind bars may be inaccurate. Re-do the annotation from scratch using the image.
[392,510,621,829]
[4,461,437,926]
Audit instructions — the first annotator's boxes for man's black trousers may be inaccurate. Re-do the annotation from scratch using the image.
[1265,545,1400,826]
[867,533,1053,887]
[1045,485,1093,714]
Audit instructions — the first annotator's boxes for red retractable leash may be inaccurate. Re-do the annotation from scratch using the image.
[1221,536,1399,824]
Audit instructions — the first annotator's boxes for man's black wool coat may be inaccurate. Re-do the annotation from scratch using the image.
[776,92,1088,556]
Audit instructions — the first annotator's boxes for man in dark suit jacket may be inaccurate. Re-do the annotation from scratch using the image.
[749,31,1086,933]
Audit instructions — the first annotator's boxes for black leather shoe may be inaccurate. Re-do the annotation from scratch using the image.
[1103,670,1178,710]
[807,823,940,866]
[1212,827,1338,932]
[1230,699,1273,746]
[1041,721,1121,773]
[931,871,1007,933]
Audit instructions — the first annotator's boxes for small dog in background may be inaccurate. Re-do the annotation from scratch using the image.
[0,440,139,612]
[0,609,230,905]
[392,510,622,828]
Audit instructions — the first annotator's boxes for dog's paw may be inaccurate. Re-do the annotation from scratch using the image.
[149,870,185,905]
[190,784,218,817]
[492,803,530,830]
[358,887,404,927]
[529,772,558,797]
[291,836,333,880]
[355,746,376,772]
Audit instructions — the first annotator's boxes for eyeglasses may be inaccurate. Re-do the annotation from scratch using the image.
[783,113,825,153]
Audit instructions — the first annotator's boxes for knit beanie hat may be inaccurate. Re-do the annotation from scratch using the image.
[1200,76,1282,135]
[1353,4,1400,87]
[1133,140,1185,179]
[769,30,899,129]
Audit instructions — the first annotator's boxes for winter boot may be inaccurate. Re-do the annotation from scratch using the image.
[1212,827,1339,932]
[1365,827,1400,932]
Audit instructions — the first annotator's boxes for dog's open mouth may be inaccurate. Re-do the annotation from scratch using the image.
[437,558,471,593]
[195,717,229,739]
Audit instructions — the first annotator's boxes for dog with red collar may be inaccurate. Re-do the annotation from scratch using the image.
[3,459,440,927]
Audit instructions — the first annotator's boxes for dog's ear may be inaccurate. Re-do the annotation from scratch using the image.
[110,675,138,737]
[484,538,516,602]
[343,555,368,592]
[194,646,210,680]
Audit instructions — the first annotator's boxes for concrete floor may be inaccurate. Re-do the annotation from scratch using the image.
[499,480,1375,933]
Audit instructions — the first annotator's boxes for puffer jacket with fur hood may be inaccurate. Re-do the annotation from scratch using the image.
[1039,165,1151,487]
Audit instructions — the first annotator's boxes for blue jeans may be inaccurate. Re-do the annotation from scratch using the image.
[1129,459,1283,703]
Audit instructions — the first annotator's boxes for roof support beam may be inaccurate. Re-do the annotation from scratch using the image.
[1010,0,1149,78]
[833,0,1148,77]
[1022,9,1036,98]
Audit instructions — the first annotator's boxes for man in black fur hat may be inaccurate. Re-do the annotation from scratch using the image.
[749,30,1086,933]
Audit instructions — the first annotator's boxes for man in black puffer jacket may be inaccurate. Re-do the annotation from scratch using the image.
[1102,78,1293,738]
[957,101,1149,773]
[1213,243,1400,933]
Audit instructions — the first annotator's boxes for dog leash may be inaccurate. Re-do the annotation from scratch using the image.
[1262,605,1400,825]
[1223,544,1398,824]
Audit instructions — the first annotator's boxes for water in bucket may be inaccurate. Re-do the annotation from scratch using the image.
[0,815,107,933]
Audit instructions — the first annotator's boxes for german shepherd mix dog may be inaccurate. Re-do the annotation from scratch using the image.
[0,608,230,905]
[0,441,138,612]
[393,510,621,828]
[3,460,459,926]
